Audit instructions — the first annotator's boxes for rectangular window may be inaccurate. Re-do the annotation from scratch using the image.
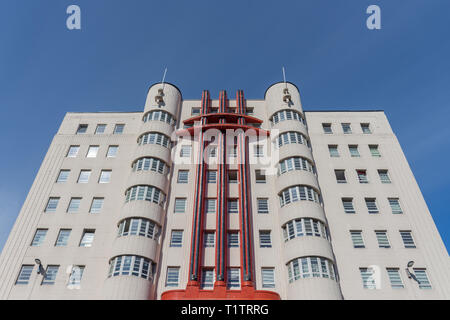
[254,145,264,157]
[207,170,217,183]
[378,170,391,183]
[342,123,352,134]
[259,230,272,248]
[350,231,365,248]
[16,265,33,285]
[342,198,356,214]
[328,145,339,157]
[349,145,360,157]
[228,171,238,183]
[246,107,254,115]
[375,231,390,248]
[177,170,189,183]
[114,124,125,134]
[361,123,372,134]
[257,198,269,214]
[67,145,80,158]
[170,230,183,247]
[107,146,118,158]
[357,170,368,183]
[360,267,377,289]
[67,197,81,213]
[369,145,381,157]
[228,199,238,213]
[45,197,60,212]
[335,170,346,183]
[191,108,200,115]
[206,198,216,213]
[400,231,416,248]
[322,123,332,134]
[201,268,215,289]
[41,265,59,285]
[166,267,180,287]
[204,232,215,247]
[76,124,88,134]
[31,229,48,247]
[55,229,71,246]
[255,169,266,183]
[227,268,240,289]
[228,232,239,248]
[387,268,404,289]
[95,124,106,134]
[56,170,70,183]
[78,170,91,183]
[79,229,95,247]
[86,145,99,158]
[261,268,275,288]
[230,145,238,158]
[174,198,187,213]
[68,265,85,286]
[89,198,104,213]
[99,170,112,183]
[180,145,191,158]
[413,269,432,289]
[365,198,379,214]
[389,198,403,214]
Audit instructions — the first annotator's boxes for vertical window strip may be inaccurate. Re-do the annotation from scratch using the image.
[125,185,166,206]
[279,185,320,207]
[109,255,154,280]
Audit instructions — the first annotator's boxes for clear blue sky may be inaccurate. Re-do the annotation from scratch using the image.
[0,0,449,252]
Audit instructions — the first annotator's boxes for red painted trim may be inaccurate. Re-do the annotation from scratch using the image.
[161,286,280,300]
[177,124,270,136]
[184,113,263,125]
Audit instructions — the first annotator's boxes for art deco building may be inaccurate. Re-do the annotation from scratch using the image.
[0,81,449,300]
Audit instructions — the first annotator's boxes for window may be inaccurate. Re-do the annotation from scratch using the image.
[201,268,215,289]
[378,170,391,183]
[133,157,167,174]
[228,199,238,213]
[328,145,339,157]
[56,170,70,183]
[79,229,95,247]
[227,268,240,289]
[177,170,189,183]
[272,110,306,125]
[31,229,48,247]
[67,145,80,158]
[387,268,404,289]
[261,268,275,288]
[204,232,215,247]
[360,267,377,289]
[335,170,346,183]
[282,218,329,242]
[209,146,217,158]
[45,197,60,212]
[191,108,200,115]
[108,255,154,280]
[287,257,336,282]
[228,170,238,183]
[206,199,216,213]
[375,231,390,248]
[349,145,360,157]
[138,132,171,148]
[42,266,59,285]
[86,146,99,158]
[279,185,320,207]
[350,231,365,248]
[114,124,125,134]
[259,231,272,248]
[342,198,355,214]
[180,145,191,158]
[276,131,309,148]
[229,145,238,158]
[95,124,106,134]
[207,170,217,183]
[166,267,180,287]
[369,145,381,157]
[257,198,269,213]
[389,198,403,214]
[357,170,368,183]
[322,123,332,134]
[68,266,85,286]
[55,229,71,246]
[413,269,432,289]
[143,110,175,125]
[174,198,187,213]
[16,265,33,285]
[67,197,81,213]
[170,230,183,247]
[107,146,118,158]
[278,156,315,175]
[254,145,264,157]
[228,232,239,247]
[99,170,112,183]
[76,124,88,134]
[400,231,416,248]
[78,170,91,183]
[342,123,352,134]
[255,170,266,183]
[118,218,159,240]
[365,198,379,214]
[361,123,371,134]
[125,185,165,205]
[90,198,104,213]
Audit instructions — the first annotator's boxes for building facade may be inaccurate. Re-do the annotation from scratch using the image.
[0,82,449,300]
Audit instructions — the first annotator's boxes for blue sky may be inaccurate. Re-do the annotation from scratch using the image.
[0,0,449,252]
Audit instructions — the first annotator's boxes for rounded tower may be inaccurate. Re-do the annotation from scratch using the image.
[265,82,342,300]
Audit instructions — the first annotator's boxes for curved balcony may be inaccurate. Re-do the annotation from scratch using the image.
[277,143,314,164]
[139,121,175,140]
[103,272,155,300]
[283,237,335,263]
[278,201,326,226]
[110,235,159,263]
[134,143,172,166]
[119,200,165,226]
[271,119,308,138]
[144,82,182,117]
[126,170,169,194]
[287,277,342,300]
[264,82,303,118]
[276,170,319,195]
